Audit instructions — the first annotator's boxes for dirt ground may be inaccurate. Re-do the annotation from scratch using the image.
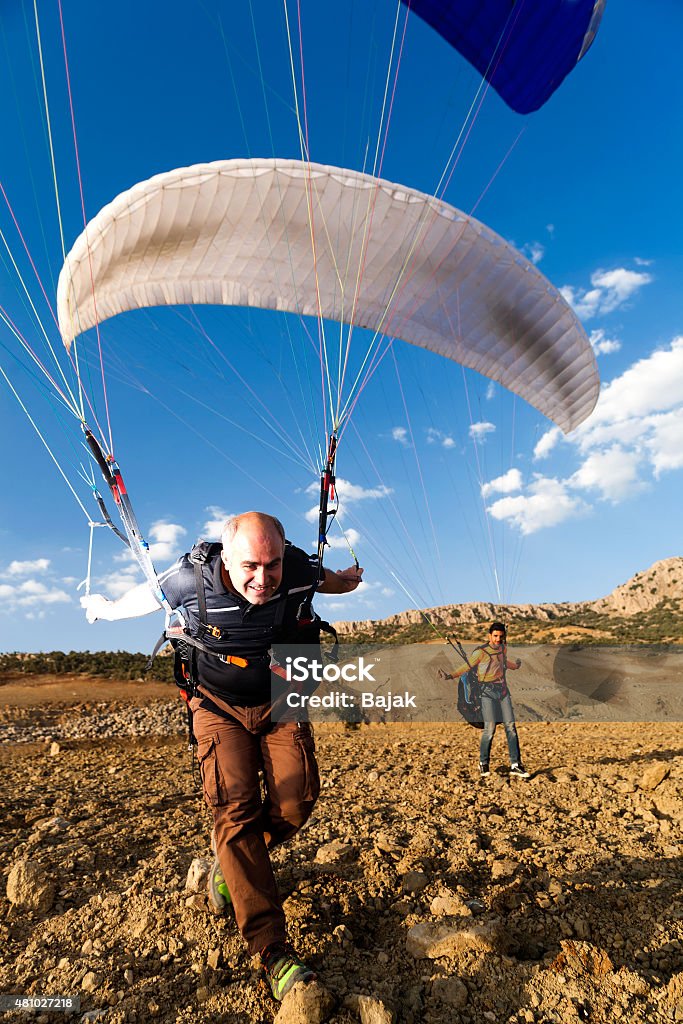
[1,675,682,1024]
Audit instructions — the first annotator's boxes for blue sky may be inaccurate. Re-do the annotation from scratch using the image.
[1,0,682,653]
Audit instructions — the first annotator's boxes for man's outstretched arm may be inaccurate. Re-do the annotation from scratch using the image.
[439,648,483,680]
[81,583,163,623]
[317,566,364,594]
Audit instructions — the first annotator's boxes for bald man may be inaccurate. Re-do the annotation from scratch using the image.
[81,512,363,999]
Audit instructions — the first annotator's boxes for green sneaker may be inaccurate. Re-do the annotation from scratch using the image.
[207,832,231,914]
[261,943,317,1001]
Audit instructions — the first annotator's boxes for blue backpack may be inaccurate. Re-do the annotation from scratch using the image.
[457,665,484,729]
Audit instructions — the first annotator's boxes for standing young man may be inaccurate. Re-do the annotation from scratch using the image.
[440,621,529,778]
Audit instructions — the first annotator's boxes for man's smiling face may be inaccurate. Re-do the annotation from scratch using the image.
[221,520,284,605]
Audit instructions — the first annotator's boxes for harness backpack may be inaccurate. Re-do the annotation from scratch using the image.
[456,665,484,729]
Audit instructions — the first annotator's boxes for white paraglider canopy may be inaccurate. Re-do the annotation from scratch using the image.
[57,158,598,432]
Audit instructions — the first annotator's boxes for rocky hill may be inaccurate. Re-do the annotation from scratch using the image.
[333,558,683,645]
[591,558,683,615]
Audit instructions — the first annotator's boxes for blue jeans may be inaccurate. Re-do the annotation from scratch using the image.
[479,694,521,765]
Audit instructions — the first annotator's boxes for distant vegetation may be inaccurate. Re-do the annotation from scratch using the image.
[0,650,175,682]
[339,597,683,646]
[1,596,681,674]
[511,597,683,645]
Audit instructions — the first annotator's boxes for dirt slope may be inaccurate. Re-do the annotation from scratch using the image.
[2,680,682,1024]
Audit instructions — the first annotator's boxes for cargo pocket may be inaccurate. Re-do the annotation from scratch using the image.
[293,724,320,803]
[196,735,228,807]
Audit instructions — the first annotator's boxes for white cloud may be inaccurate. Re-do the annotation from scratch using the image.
[521,241,544,265]
[645,411,683,476]
[392,426,410,447]
[116,521,187,565]
[307,479,390,504]
[0,578,71,610]
[533,427,562,461]
[469,421,495,443]
[316,576,394,614]
[305,478,392,522]
[426,427,456,449]
[0,557,75,618]
[581,337,683,434]
[148,521,186,562]
[560,284,600,320]
[315,597,363,615]
[336,479,393,503]
[569,446,643,502]
[485,381,496,401]
[113,520,187,569]
[592,268,652,311]
[487,477,587,535]
[99,570,143,599]
[326,528,361,551]
[481,468,523,499]
[113,548,135,564]
[202,506,231,540]
[589,328,621,356]
[5,558,50,576]
[561,266,652,319]
[574,411,653,453]
[27,588,71,606]
[496,337,683,535]
[16,579,47,595]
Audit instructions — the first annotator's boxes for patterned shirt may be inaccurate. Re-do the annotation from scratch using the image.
[450,642,519,684]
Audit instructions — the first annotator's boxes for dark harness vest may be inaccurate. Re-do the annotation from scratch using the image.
[151,542,337,736]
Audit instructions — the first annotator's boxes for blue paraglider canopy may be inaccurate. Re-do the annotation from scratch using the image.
[403,0,606,114]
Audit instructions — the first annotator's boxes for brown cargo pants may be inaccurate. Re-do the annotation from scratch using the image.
[190,692,320,954]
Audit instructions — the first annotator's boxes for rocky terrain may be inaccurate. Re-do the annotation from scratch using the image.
[592,559,683,616]
[2,677,682,1024]
[332,558,683,645]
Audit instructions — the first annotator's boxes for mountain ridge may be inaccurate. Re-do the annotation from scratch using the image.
[332,557,683,644]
